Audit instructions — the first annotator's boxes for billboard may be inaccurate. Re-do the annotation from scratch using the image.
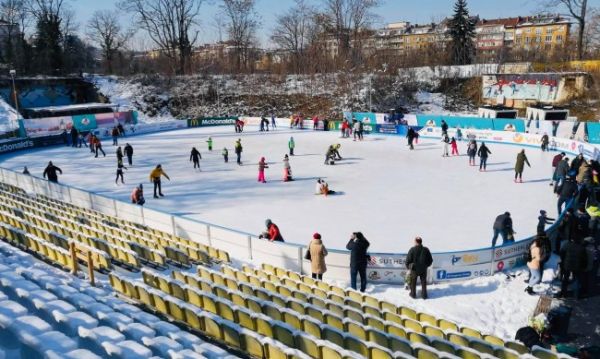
[482,74,560,102]
[188,117,238,128]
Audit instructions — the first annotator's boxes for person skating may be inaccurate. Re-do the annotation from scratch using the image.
[554,157,570,193]
[111,127,119,146]
[456,127,463,141]
[352,120,360,141]
[308,233,328,280]
[525,237,543,295]
[234,139,243,165]
[206,137,213,151]
[222,147,228,163]
[288,137,295,156]
[347,232,370,292]
[43,161,62,183]
[78,133,87,148]
[537,210,555,235]
[541,133,549,152]
[440,120,448,136]
[405,237,433,299]
[124,143,134,166]
[358,121,364,140]
[117,123,125,136]
[88,133,95,153]
[467,140,478,166]
[406,127,417,150]
[149,164,170,198]
[271,115,277,129]
[94,136,106,158]
[514,149,530,183]
[283,155,292,182]
[492,212,514,247]
[70,127,78,147]
[115,158,127,184]
[258,157,268,183]
[259,219,284,242]
[312,115,319,130]
[131,184,145,206]
[441,134,450,157]
[190,147,201,169]
[551,152,565,186]
[341,120,349,138]
[450,137,459,156]
[116,146,124,162]
[22,166,30,175]
[477,142,492,171]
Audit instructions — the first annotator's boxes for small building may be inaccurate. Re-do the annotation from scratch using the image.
[478,105,518,119]
[525,105,569,121]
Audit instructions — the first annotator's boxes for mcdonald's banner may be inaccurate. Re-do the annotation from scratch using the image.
[187,117,238,128]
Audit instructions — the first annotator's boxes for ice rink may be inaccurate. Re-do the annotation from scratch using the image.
[0,126,559,253]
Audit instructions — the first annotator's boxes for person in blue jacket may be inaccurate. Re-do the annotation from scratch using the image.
[346,232,370,292]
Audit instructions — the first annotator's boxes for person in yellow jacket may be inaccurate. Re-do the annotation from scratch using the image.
[149,164,170,198]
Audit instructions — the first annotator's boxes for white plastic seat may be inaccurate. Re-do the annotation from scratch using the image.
[171,349,208,359]
[67,293,97,310]
[46,348,103,359]
[102,340,154,359]
[53,311,99,338]
[37,299,77,324]
[16,289,57,312]
[143,336,184,357]
[120,322,156,342]
[20,330,78,359]
[78,326,126,356]
[152,321,180,337]
[96,311,134,328]
[8,315,53,352]
[0,279,40,300]
[131,311,161,327]
[0,300,28,349]
[82,302,113,318]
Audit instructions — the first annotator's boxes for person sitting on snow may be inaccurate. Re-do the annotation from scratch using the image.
[259,219,284,242]
[315,178,336,196]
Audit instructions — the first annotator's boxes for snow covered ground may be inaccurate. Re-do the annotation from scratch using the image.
[0,126,558,253]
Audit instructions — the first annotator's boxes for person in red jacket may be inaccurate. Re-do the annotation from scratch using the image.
[450,137,459,156]
[259,219,284,242]
[551,152,565,186]
[258,157,268,183]
[312,116,319,130]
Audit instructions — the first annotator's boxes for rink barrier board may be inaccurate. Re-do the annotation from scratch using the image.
[0,120,587,284]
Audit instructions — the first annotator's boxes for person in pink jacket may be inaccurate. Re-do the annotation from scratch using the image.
[258,157,268,183]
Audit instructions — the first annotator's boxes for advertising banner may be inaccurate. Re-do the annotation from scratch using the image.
[71,114,97,132]
[95,111,137,128]
[0,138,36,154]
[187,117,238,128]
[482,74,560,102]
[21,116,73,137]
[343,112,377,124]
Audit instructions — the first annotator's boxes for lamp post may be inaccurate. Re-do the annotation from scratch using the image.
[9,69,19,131]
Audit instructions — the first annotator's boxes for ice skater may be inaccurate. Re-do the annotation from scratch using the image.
[441,134,450,157]
[124,143,134,166]
[116,146,123,162]
[450,137,458,156]
[537,210,555,235]
[288,137,295,156]
[43,161,62,183]
[541,133,549,152]
[406,127,417,150]
[190,147,202,169]
[88,133,95,153]
[514,149,531,183]
[235,139,243,165]
[206,137,213,151]
[222,147,229,163]
[271,115,277,129]
[149,164,170,198]
[94,136,106,157]
[112,127,119,146]
[456,127,463,141]
[258,157,268,183]
[283,154,293,181]
[131,184,145,206]
[467,140,478,166]
[115,158,127,184]
[477,142,491,171]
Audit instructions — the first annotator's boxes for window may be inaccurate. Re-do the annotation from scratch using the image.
[535,28,542,35]
[556,35,563,43]
[546,35,552,42]
[525,37,530,44]
[535,36,541,43]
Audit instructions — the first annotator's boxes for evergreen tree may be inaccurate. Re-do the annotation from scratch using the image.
[448,0,476,65]
[34,15,63,74]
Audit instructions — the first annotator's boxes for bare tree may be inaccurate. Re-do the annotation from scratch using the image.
[0,0,29,69]
[87,9,134,73]
[119,0,203,74]
[582,8,600,56]
[220,0,260,71]
[544,0,588,60]
[271,0,317,73]
[320,0,380,64]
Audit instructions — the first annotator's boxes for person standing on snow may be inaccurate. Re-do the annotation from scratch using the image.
[456,127,463,141]
[190,147,201,169]
[283,154,292,181]
[559,237,587,299]
[477,142,491,171]
[347,232,370,292]
[541,133,549,152]
[551,152,565,186]
[353,120,361,141]
[206,137,213,151]
[308,233,328,280]
[70,127,78,148]
[115,158,127,184]
[258,157,268,183]
[131,184,145,206]
[111,126,119,146]
[94,136,106,158]
[467,140,478,166]
[406,127,417,150]
[492,212,514,247]
[88,133,96,153]
[43,161,62,183]
[22,166,30,175]
[234,139,243,165]
[271,115,277,129]
[557,174,578,214]
[441,120,449,136]
[441,134,450,157]
[525,237,543,295]
[405,237,433,299]
[260,219,284,242]
[288,137,295,156]
[514,149,530,183]
[149,164,170,198]
[537,210,555,235]
[222,147,228,163]
[116,146,124,162]
[124,143,134,166]
[450,137,459,156]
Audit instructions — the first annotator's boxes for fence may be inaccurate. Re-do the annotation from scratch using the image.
[0,119,590,285]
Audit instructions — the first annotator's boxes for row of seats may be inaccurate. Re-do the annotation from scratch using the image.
[0,241,234,359]
[0,186,231,269]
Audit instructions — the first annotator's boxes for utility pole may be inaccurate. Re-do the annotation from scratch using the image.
[9,69,19,131]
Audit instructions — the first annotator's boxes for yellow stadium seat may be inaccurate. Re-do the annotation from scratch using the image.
[461,327,483,339]
[325,313,344,330]
[295,334,320,359]
[408,332,430,346]
[241,331,264,358]
[399,306,417,320]
[322,327,344,347]
[386,324,407,339]
[424,325,445,338]
[345,335,368,357]
[222,321,242,349]
[346,321,367,340]
[430,338,456,355]
[302,318,322,339]
[203,314,223,341]
[403,318,424,333]
[235,309,255,330]
[418,312,438,327]
[273,322,294,348]
[217,300,236,322]
[255,316,274,337]
[367,328,389,347]
[504,340,529,354]
[283,311,302,330]
[483,335,504,347]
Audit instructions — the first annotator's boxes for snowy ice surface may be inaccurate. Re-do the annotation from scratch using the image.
[0,126,558,252]
[0,97,19,134]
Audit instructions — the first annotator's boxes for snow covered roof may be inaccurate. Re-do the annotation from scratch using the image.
[24,103,118,112]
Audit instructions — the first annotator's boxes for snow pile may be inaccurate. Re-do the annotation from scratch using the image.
[0,97,19,133]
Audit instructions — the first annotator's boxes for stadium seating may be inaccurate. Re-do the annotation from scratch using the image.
[0,180,570,359]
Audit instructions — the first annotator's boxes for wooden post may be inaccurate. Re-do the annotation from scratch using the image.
[69,242,77,275]
[87,251,95,286]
